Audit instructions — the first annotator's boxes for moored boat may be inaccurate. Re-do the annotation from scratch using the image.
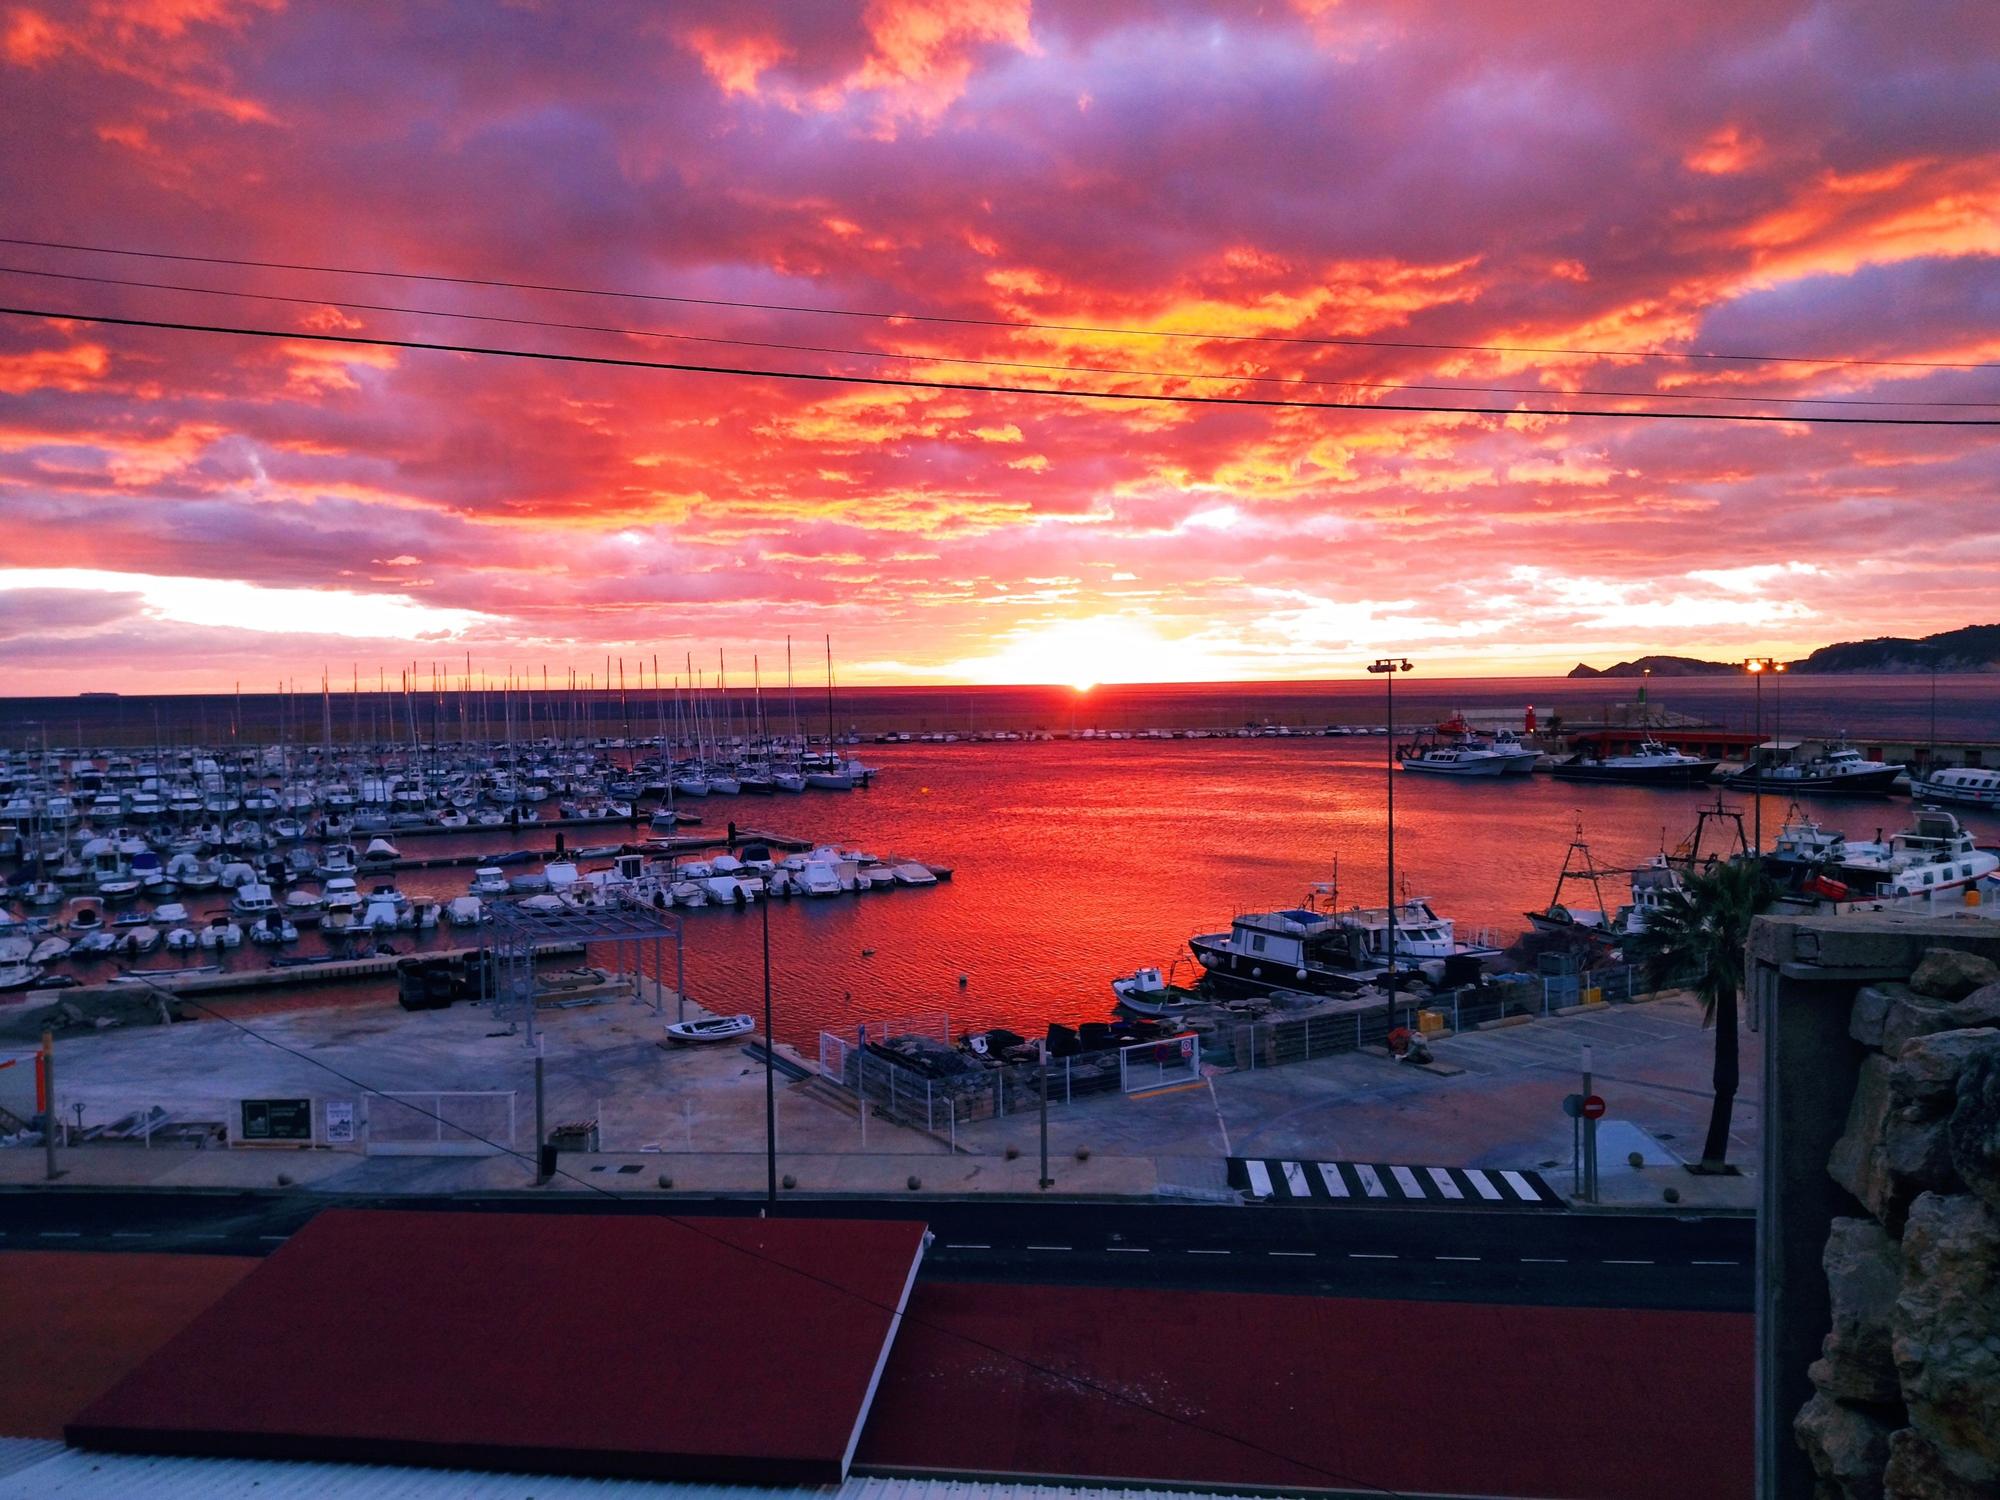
[664,1012,755,1045]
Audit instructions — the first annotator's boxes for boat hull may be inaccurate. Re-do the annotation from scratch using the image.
[1725,766,1903,797]
[1549,759,1717,786]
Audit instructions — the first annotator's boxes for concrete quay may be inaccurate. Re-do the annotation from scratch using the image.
[4,974,1757,1211]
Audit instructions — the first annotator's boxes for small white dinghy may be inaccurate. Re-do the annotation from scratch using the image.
[664,1013,756,1046]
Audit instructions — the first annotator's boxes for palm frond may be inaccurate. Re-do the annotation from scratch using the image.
[1625,856,1774,1023]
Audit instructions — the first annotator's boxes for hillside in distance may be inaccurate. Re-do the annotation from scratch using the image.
[1569,624,2000,678]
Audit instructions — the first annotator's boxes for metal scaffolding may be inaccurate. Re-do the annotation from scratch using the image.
[479,894,686,1049]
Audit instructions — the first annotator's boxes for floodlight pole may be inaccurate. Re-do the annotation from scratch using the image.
[1744,659,1775,854]
[1368,658,1414,1028]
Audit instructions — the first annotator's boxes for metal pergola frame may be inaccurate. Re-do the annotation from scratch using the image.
[479,895,686,1048]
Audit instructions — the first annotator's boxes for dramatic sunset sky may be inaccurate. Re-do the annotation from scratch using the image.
[2,0,1997,693]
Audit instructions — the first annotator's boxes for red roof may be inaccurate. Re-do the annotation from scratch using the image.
[69,1210,927,1485]
[859,1280,1751,1500]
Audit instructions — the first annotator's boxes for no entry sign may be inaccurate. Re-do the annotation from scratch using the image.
[1580,1094,1607,1120]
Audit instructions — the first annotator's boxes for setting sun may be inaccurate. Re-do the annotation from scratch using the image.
[947,616,1231,689]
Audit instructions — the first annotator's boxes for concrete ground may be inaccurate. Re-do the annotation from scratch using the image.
[5,988,1756,1208]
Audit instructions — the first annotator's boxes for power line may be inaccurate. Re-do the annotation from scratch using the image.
[128,983,1407,1499]
[7,302,1998,426]
[4,232,1993,372]
[4,261,1989,410]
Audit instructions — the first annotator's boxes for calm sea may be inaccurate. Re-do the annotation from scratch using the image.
[7,675,1997,1045]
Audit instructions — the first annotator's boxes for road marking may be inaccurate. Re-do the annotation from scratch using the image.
[189,1233,226,1240]
[1603,1258,1655,1265]
[1026,1244,1072,1252]
[943,1243,991,1250]
[1268,1250,1315,1257]
[1426,1167,1464,1200]
[1244,1160,1274,1198]
[1436,1255,1481,1261]
[1316,1162,1349,1197]
[1499,1169,1540,1201]
[1280,1160,1310,1196]
[1520,1257,1567,1264]
[1692,1259,1739,1266]
[37,1231,80,1239]
[1463,1169,1504,1202]
[259,1235,289,1242]
[1389,1165,1424,1198]
[1187,1249,1230,1255]
[1353,1164,1388,1198]
[1348,1252,1397,1259]
[111,1231,153,1239]
[1107,1246,1150,1254]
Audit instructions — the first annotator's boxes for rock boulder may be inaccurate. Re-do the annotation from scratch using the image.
[1908,949,2000,1002]
[1796,1391,1892,1500]
[1892,1192,2000,1487]
[1810,1217,1904,1403]
[1951,1048,2000,1215]
[1883,1427,1989,1500]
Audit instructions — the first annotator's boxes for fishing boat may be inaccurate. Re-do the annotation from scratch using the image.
[1399,742,1512,776]
[1726,741,1902,796]
[1549,738,1718,786]
[1189,893,1496,997]
[1111,965,1200,1015]
[664,1012,755,1045]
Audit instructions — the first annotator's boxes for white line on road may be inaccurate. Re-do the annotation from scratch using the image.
[943,1243,991,1250]
[1603,1258,1655,1265]
[1436,1255,1481,1261]
[1692,1259,1739,1266]
[1026,1244,1072,1252]
[111,1232,153,1239]
[1187,1249,1230,1255]
[1520,1257,1567,1263]
[259,1235,289,1242]
[1268,1250,1315,1257]
[37,1231,80,1239]
[1348,1252,1398,1259]
[1107,1247,1151,1253]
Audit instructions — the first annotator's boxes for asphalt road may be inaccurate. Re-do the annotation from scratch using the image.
[0,1187,1752,1311]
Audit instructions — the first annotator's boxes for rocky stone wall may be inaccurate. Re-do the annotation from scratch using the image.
[1796,946,2000,1500]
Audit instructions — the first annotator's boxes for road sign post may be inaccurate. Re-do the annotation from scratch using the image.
[1581,1046,1597,1204]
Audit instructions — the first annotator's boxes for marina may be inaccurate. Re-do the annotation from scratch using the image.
[5,679,1997,1049]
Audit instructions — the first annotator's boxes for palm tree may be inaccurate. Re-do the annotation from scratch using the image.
[1626,856,1773,1173]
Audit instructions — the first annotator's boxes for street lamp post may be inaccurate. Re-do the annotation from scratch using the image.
[762,892,777,1207]
[1744,658,1776,854]
[1368,658,1414,1026]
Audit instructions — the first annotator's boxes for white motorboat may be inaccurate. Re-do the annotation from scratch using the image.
[360,836,402,865]
[230,881,279,917]
[315,843,359,878]
[248,914,300,944]
[115,924,162,955]
[0,962,44,992]
[163,927,200,953]
[664,1013,755,1045]
[1111,966,1198,1015]
[702,875,754,904]
[320,876,362,926]
[445,895,485,928]
[796,861,842,897]
[469,866,511,896]
[1911,765,2000,808]
[891,862,937,886]
[196,917,243,949]
[669,881,707,907]
[283,889,323,924]
[30,935,72,964]
[1836,810,1999,906]
[1727,742,1902,796]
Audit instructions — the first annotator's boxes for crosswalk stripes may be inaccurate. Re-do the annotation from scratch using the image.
[1226,1157,1563,1208]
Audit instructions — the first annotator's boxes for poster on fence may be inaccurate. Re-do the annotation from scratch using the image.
[324,1099,356,1144]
